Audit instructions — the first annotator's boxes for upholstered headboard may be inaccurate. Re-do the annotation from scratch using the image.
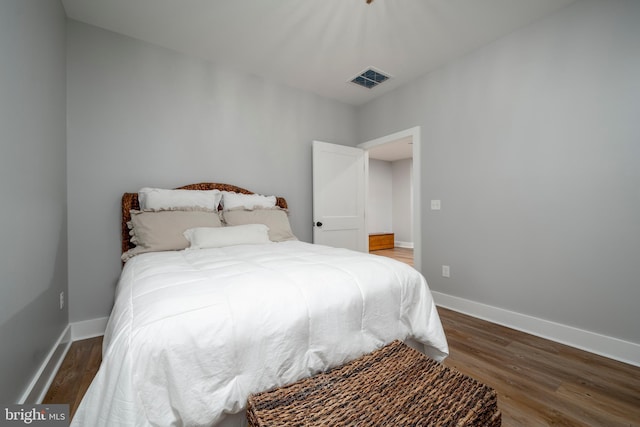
[121,183,288,255]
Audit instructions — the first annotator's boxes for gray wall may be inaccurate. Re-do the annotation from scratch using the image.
[67,21,357,322]
[391,159,413,245]
[357,0,640,344]
[367,159,393,233]
[0,0,68,402]
[367,159,413,244]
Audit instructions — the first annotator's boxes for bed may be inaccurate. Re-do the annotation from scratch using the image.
[71,183,449,427]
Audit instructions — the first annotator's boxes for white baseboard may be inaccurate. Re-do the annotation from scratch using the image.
[18,325,72,404]
[71,316,108,340]
[24,301,639,406]
[394,241,414,249]
[432,291,640,368]
[18,317,109,404]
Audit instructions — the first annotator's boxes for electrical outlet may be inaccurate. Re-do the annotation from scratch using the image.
[442,265,450,278]
[430,200,441,210]
[59,291,64,310]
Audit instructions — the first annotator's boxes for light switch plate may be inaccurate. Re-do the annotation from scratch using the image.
[431,200,441,210]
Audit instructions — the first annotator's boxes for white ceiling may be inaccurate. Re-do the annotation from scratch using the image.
[61,0,578,106]
[368,136,414,162]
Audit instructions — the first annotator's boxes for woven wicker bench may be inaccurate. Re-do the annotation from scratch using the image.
[247,340,501,426]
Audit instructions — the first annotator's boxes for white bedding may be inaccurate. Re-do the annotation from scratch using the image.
[72,241,448,427]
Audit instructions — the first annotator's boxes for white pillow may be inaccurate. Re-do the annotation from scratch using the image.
[221,191,276,210]
[139,187,222,211]
[184,224,271,249]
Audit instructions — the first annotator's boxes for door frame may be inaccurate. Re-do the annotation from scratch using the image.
[358,126,422,272]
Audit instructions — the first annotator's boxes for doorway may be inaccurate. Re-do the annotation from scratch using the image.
[358,127,421,271]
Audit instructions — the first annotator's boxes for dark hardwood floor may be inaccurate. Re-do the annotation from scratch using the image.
[43,309,640,426]
[42,247,640,424]
[439,307,640,426]
[42,336,102,420]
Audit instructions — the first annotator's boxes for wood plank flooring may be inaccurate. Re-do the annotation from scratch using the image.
[42,336,102,421]
[370,246,414,266]
[43,310,640,425]
[439,307,640,426]
[40,248,640,424]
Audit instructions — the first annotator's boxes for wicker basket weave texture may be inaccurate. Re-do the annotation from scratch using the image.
[246,340,501,427]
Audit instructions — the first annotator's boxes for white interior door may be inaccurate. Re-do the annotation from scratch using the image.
[312,141,366,252]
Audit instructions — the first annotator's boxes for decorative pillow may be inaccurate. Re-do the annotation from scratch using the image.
[222,208,297,242]
[138,187,222,211]
[184,224,271,249]
[122,209,222,261]
[221,191,276,210]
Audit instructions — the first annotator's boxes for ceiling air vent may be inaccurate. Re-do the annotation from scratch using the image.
[350,67,391,89]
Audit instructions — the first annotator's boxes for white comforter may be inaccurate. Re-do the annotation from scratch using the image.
[72,241,448,427]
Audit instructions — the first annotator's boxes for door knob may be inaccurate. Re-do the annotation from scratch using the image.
[315,221,323,227]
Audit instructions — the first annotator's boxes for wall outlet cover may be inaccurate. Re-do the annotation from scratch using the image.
[442,265,450,278]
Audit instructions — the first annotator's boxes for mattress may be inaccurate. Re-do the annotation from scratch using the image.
[71,241,449,427]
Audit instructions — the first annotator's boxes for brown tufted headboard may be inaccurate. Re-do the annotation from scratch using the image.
[121,183,288,255]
